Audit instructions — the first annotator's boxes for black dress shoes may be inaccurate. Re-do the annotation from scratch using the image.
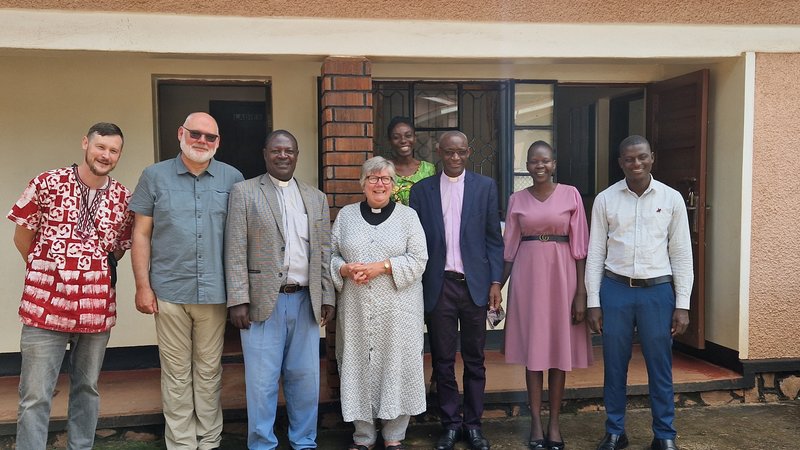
[465,428,490,450]
[596,432,629,450]
[650,438,678,450]
[434,428,462,450]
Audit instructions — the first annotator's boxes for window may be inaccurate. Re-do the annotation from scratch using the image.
[372,80,556,212]
[373,81,509,182]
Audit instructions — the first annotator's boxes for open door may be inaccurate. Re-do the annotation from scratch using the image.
[646,69,709,349]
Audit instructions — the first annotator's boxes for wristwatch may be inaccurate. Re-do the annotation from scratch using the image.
[383,260,391,273]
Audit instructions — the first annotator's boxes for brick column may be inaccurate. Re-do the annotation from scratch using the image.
[320,56,373,221]
[320,56,372,401]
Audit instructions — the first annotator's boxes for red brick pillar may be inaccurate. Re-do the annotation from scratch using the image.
[320,56,373,400]
[320,56,373,220]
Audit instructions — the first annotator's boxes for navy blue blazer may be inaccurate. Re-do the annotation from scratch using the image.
[409,171,504,313]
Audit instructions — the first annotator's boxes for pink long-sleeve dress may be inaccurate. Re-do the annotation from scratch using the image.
[503,183,593,371]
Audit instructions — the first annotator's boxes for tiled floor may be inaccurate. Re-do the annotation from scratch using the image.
[0,346,742,432]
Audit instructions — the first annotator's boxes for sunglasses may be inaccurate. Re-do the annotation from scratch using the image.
[181,126,219,143]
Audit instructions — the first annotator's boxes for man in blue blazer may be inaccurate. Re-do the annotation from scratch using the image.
[409,131,504,450]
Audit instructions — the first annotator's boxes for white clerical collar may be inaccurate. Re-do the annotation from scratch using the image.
[442,171,465,183]
[268,174,292,188]
[371,207,382,213]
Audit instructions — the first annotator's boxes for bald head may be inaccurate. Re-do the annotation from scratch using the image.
[439,131,468,147]
[437,130,471,177]
[183,112,218,131]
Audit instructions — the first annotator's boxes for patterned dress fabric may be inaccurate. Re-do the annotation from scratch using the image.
[502,184,593,371]
[331,202,428,422]
[7,166,133,333]
[391,160,436,205]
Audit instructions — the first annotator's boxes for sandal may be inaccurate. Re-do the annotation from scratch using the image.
[348,444,371,450]
[385,445,406,450]
[529,438,547,449]
[546,439,565,450]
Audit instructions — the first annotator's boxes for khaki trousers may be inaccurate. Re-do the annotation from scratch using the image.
[155,300,227,450]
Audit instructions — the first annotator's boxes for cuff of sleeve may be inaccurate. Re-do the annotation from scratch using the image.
[587,294,601,309]
[675,295,691,310]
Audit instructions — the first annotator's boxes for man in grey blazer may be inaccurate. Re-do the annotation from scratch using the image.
[224,130,335,450]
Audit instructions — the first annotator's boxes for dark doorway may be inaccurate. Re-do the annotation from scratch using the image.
[155,79,273,357]
[155,80,272,178]
[609,92,646,184]
[210,100,268,180]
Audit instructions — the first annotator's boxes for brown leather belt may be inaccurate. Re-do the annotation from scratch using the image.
[521,234,569,242]
[444,271,466,282]
[279,284,307,294]
[605,270,673,288]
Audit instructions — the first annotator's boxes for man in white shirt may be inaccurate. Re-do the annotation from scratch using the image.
[585,135,693,450]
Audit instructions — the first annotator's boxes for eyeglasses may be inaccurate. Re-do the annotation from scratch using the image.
[366,175,393,185]
[181,126,219,143]
[441,150,469,159]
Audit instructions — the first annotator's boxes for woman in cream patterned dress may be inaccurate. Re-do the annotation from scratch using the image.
[332,156,429,450]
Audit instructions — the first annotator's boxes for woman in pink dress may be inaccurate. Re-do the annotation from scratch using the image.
[501,141,592,450]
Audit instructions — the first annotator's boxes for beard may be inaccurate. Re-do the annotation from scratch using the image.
[86,155,114,177]
[181,139,217,164]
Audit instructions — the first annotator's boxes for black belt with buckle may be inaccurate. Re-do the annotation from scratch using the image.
[521,234,570,242]
[605,270,673,288]
[279,284,307,294]
[444,271,467,282]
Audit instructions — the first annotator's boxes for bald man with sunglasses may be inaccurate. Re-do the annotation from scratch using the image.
[131,112,244,450]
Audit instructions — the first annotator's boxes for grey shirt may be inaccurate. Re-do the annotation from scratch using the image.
[130,157,244,304]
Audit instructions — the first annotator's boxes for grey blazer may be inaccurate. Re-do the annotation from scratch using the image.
[224,174,334,323]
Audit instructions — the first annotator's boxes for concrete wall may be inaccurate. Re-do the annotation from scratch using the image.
[748,53,800,359]
[2,0,797,24]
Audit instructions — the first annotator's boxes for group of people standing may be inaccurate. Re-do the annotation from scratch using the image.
[8,112,691,450]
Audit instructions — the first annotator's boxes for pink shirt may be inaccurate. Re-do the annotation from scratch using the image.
[440,171,465,273]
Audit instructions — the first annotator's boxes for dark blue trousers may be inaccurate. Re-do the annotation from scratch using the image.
[600,275,677,440]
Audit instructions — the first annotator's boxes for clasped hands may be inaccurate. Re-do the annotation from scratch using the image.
[340,261,386,285]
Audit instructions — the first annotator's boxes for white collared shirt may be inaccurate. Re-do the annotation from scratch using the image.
[585,176,694,309]
[269,174,310,286]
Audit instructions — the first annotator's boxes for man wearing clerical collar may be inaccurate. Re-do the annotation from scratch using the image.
[409,131,504,450]
[224,129,335,450]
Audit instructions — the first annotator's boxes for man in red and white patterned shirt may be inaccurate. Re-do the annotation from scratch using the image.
[8,122,133,450]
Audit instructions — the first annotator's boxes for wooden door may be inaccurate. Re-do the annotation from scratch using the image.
[646,70,709,349]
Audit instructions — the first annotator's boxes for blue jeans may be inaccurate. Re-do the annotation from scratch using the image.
[17,325,110,450]
[240,290,319,450]
[600,276,677,440]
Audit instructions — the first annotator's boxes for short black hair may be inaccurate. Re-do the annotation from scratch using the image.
[527,140,554,159]
[87,122,124,144]
[618,135,650,156]
[387,116,415,139]
[265,129,298,150]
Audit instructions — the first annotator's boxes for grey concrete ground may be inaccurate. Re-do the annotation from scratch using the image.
[4,402,799,449]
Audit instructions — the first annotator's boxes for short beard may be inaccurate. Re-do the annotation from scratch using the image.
[181,140,216,164]
[86,156,112,177]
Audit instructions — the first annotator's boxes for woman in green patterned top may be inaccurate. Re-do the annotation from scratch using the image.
[387,116,436,205]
